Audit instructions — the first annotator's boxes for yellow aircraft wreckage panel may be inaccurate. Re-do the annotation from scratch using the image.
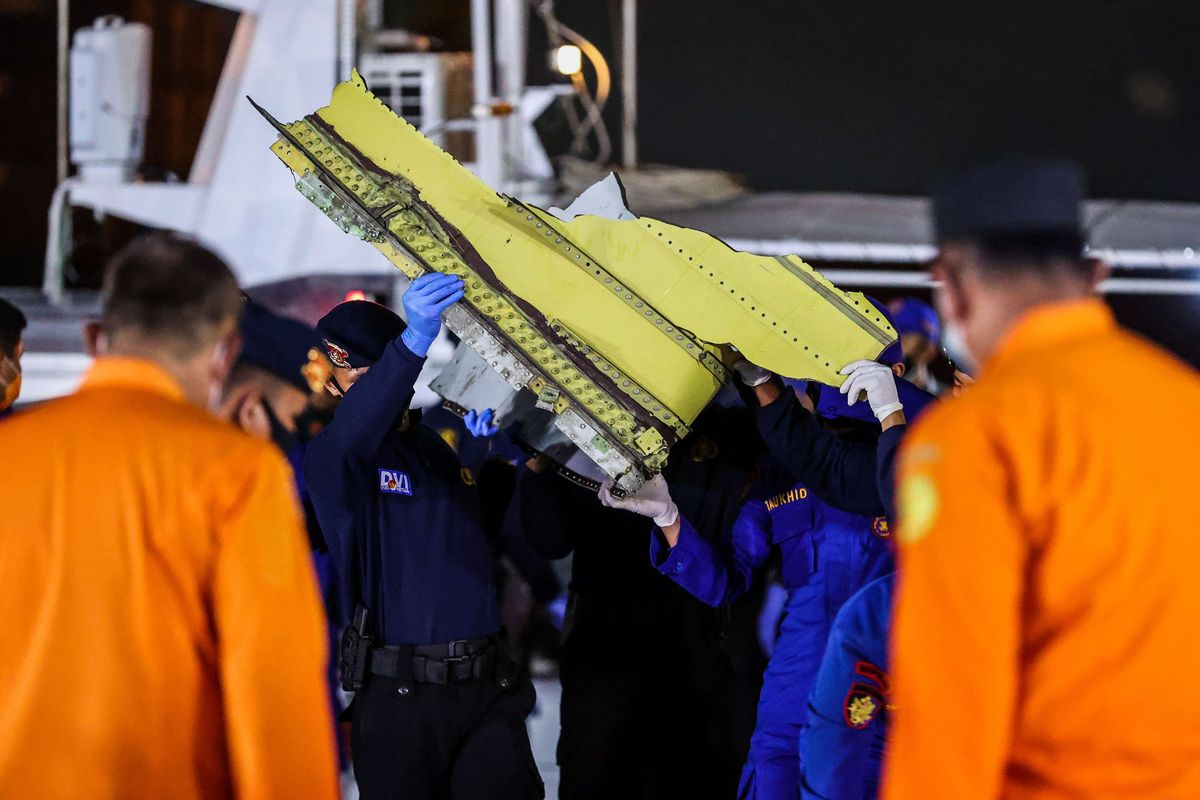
[252,72,895,492]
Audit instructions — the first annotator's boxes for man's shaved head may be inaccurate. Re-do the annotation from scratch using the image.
[101,233,242,356]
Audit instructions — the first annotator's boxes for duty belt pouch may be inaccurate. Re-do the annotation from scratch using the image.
[494,651,518,691]
[339,604,372,692]
[491,632,518,691]
[393,645,415,696]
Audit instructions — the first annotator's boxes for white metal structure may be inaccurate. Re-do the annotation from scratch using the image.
[44,0,560,298]
[68,16,151,183]
[47,0,382,299]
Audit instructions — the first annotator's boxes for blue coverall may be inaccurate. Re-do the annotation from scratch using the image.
[799,573,893,800]
[652,457,894,799]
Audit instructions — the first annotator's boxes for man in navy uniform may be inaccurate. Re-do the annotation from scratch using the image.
[303,273,542,800]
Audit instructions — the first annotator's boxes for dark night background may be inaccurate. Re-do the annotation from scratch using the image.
[593,0,1200,199]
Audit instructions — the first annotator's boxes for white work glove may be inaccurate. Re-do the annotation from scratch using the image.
[732,359,772,387]
[838,360,903,421]
[598,474,680,528]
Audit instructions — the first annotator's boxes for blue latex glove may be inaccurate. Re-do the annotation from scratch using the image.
[464,408,500,438]
[400,273,465,356]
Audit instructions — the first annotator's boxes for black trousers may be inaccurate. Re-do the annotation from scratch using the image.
[351,671,544,800]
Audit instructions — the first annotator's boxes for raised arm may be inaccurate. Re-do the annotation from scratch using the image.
[303,273,463,586]
[648,497,773,608]
[739,359,909,517]
[320,338,427,463]
[754,384,886,516]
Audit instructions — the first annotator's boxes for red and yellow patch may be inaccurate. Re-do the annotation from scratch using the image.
[871,517,890,538]
[843,683,884,729]
[323,339,352,369]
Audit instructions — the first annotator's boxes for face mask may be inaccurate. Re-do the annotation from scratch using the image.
[0,354,21,413]
[294,402,336,443]
[940,322,977,375]
[261,398,300,456]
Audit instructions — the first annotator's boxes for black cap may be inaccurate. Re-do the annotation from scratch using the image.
[933,158,1085,242]
[315,300,406,369]
[238,301,326,393]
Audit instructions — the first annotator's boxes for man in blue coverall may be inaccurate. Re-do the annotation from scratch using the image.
[799,573,893,800]
[602,312,933,800]
[303,273,543,800]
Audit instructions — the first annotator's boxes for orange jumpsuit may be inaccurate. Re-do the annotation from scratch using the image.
[0,358,338,800]
[885,299,1200,799]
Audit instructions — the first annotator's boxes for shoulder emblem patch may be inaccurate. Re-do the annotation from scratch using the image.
[324,339,352,369]
[871,517,890,538]
[379,468,412,496]
[844,683,884,729]
[897,473,938,545]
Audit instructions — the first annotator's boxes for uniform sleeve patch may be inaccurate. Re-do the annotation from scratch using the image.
[897,473,938,545]
[843,683,884,729]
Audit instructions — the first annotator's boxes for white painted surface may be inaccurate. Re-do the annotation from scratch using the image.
[17,353,92,405]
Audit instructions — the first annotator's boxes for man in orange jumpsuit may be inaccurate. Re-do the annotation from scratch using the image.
[0,234,339,799]
[884,159,1200,799]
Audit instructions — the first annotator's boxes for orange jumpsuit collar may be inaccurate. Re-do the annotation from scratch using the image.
[985,297,1113,374]
[79,357,187,402]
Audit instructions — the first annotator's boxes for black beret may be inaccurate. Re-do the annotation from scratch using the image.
[238,301,325,393]
[315,300,406,369]
[933,158,1085,242]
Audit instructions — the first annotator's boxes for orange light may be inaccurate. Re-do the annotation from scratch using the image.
[344,290,367,302]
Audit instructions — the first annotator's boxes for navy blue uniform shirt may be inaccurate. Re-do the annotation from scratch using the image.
[303,338,500,645]
[757,387,912,519]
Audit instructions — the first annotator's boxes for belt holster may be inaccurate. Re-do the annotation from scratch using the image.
[338,604,372,692]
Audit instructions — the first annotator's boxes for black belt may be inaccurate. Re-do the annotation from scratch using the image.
[368,637,497,686]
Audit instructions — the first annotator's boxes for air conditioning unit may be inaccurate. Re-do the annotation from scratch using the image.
[357,52,474,161]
